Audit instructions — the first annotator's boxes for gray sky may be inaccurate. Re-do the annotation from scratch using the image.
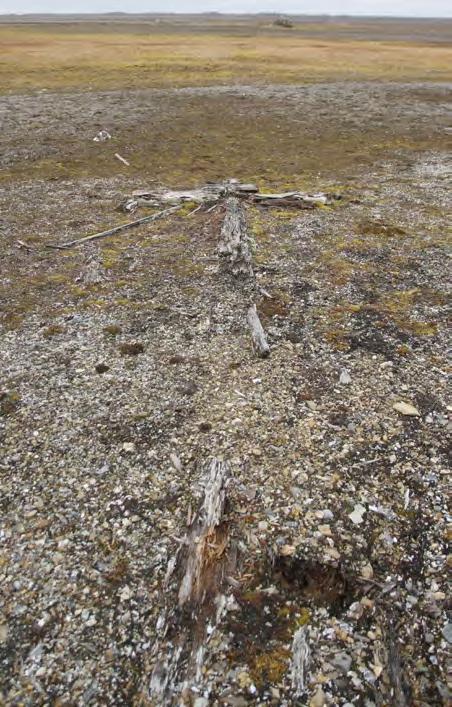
[1,0,451,17]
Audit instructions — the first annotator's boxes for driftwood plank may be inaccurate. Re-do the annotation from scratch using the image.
[218,197,253,276]
[253,197,315,209]
[247,304,270,358]
[149,458,233,703]
[387,620,410,706]
[120,182,337,215]
[179,458,230,607]
[252,190,328,204]
[291,626,310,696]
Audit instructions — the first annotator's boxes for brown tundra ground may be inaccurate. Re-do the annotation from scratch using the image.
[0,14,451,707]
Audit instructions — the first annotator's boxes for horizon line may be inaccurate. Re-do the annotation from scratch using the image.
[2,11,452,18]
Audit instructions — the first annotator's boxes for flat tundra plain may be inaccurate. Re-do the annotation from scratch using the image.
[0,14,451,707]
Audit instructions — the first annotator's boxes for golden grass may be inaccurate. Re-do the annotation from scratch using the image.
[1,26,451,93]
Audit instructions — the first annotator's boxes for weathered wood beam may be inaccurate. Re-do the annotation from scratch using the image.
[149,458,233,703]
[291,626,310,696]
[218,197,253,277]
[179,458,230,607]
[247,304,270,358]
[252,191,329,205]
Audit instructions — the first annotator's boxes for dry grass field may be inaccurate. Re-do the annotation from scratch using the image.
[1,18,452,93]
[0,14,451,707]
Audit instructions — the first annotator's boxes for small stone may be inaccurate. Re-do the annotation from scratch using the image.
[306,400,317,411]
[0,623,8,643]
[251,447,262,457]
[170,453,182,472]
[310,687,327,707]
[95,363,110,374]
[258,521,268,531]
[119,585,132,602]
[35,518,50,530]
[372,664,383,679]
[325,547,341,560]
[237,671,252,688]
[361,563,374,580]
[349,504,366,525]
[318,524,332,536]
[332,652,352,673]
[339,369,351,385]
[393,401,420,416]
[432,591,446,600]
[280,544,296,556]
[227,698,249,707]
[347,602,364,621]
[122,442,135,453]
[193,699,209,707]
[441,622,452,644]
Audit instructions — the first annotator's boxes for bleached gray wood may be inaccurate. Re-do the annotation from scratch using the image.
[247,304,270,358]
[178,458,229,607]
[218,197,253,276]
[252,190,328,205]
[149,458,231,703]
[387,624,409,706]
[291,627,310,696]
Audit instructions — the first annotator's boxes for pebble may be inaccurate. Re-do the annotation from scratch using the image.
[310,687,327,706]
[237,671,252,688]
[361,563,374,579]
[318,524,332,536]
[227,698,249,707]
[280,544,296,556]
[170,453,182,472]
[339,369,351,385]
[193,699,209,707]
[349,504,366,525]
[441,623,452,644]
[119,586,132,602]
[333,652,352,673]
[393,401,420,416]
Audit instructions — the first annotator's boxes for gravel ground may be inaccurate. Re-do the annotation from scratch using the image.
[0,82,451,705]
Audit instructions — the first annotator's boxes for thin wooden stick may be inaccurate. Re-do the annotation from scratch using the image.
[46,205,183,250]
[114,152,130,166]
[188,203,204,217]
